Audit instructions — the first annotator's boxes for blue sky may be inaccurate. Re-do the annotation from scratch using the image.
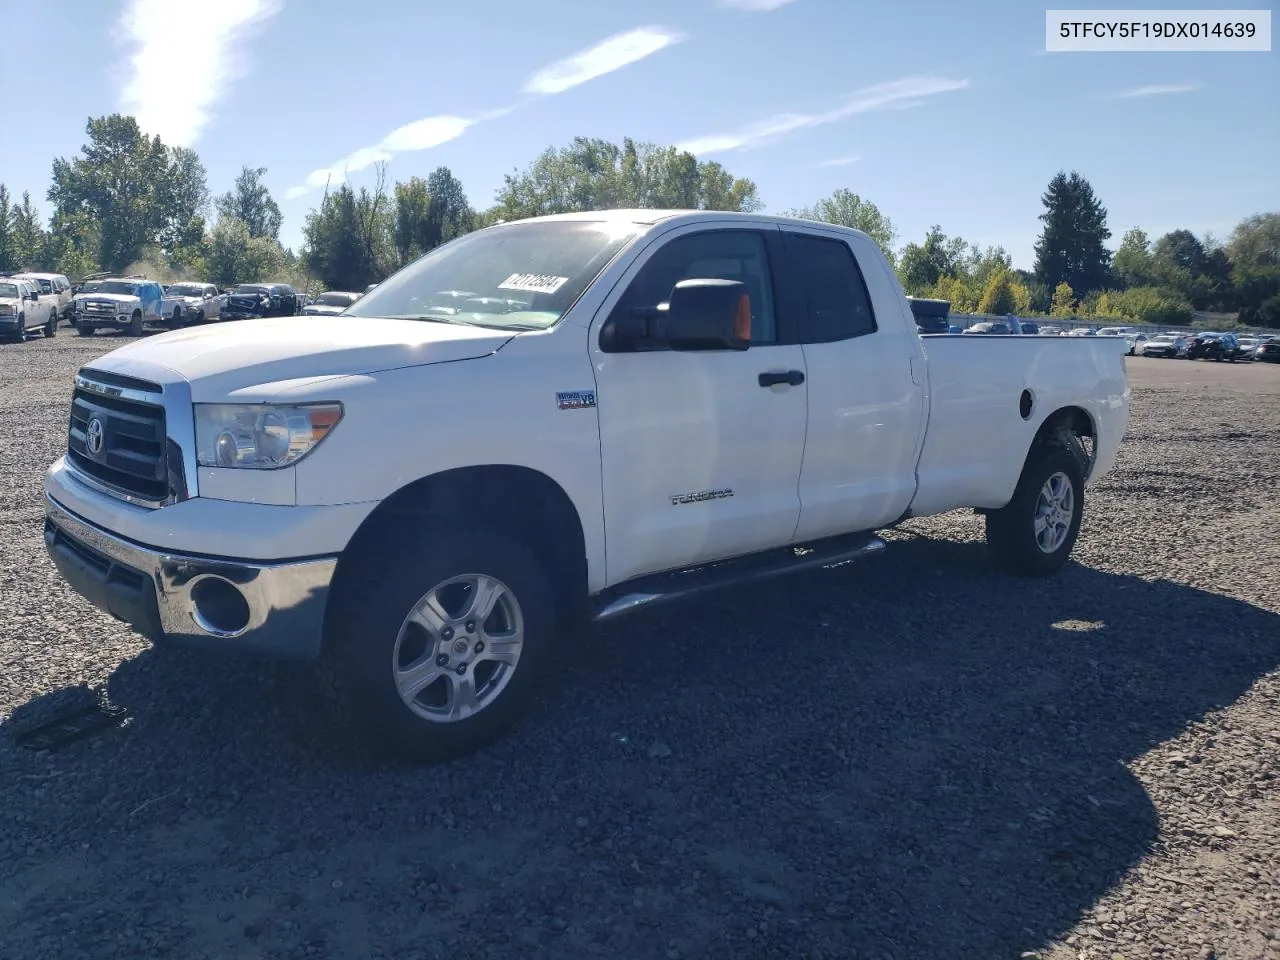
[3,0,1276,269]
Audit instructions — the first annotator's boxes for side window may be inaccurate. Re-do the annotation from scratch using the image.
[610,230,777,347]
[786,232,877,343]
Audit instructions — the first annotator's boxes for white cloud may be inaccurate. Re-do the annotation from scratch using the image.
[676,75,970,155]
[715,0,799,10]
[284,114,479,199]
[816,155,861,167]
[1114,83,1201,98]
[522,26,686,95]
[117,0,282,146]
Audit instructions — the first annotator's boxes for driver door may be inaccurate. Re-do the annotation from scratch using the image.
[590,223,808,586]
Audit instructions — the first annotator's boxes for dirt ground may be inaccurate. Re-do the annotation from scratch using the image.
[1,337,1278,960]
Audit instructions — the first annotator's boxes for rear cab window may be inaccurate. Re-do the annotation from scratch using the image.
[783,232,877,343]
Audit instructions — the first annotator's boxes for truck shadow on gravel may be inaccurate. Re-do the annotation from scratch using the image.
[4,535,1279,960]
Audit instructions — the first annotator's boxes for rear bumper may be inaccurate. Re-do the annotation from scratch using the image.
[44,495,336,660]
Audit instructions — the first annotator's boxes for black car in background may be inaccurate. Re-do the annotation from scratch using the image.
[1186,332,1241,361]
[906,297,951,334]
[221,283,301,320]
[1256,341,1280,363]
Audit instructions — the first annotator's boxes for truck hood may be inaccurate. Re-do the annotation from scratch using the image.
[87,315,515,400]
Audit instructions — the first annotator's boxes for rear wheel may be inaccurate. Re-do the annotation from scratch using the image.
[318,523,556,762]
[128,311,143,336]
[985,446,1085,577]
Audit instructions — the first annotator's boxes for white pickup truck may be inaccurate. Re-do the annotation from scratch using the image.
[43,210,1130,761]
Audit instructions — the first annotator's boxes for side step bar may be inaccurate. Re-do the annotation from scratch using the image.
[591,533,887,623]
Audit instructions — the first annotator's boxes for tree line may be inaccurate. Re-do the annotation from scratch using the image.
[0,114,1276,328]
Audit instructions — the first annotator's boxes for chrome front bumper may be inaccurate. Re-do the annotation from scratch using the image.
[44,495,337,660]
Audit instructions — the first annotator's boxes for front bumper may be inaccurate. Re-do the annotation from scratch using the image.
[44,495,336,660]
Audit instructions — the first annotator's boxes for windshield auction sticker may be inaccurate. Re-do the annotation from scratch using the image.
[1045,9,1271,51]
[498,273,569,294]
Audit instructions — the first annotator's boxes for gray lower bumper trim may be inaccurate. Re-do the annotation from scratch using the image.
[44,494,337,660]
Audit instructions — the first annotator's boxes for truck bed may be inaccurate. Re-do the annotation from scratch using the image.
[908,334,1131,517]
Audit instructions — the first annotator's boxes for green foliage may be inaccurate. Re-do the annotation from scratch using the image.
[1033,170,1112,295]
[11,192,47,269]
[786,189,896,264]
[1102,286,1194,325]
[302,173,395,291]
[1228,212,1280,268]
[1050,281,1076,317]
[1111,227,1152,288]
[215,166,282,241]
[393,167,475,264]
[492,137,761,221]
[977,269,1029,315]
[48,115,209,272]
[207,217,285,288]
[898,225,968,292]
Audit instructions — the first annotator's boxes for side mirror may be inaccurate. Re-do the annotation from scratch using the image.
[604,278,752,352]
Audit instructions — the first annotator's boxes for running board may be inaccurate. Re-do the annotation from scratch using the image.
[591,534,887,623]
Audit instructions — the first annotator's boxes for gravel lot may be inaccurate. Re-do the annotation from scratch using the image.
[2,332,1278,960]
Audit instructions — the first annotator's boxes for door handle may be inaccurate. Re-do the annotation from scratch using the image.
[758,370,805,388]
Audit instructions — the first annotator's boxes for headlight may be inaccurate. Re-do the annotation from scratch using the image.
[194,403,343,469]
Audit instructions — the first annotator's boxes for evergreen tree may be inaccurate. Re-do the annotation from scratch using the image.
[1033,171,1112,295]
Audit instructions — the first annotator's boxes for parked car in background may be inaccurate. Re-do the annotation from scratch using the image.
[1186,333,1241,362]
[160,282,224,327]
[1256,340,1280,363]
[1235,336,1260,360]
[14,272,73,320]
[0,278,58,340]
[1095,326,1133,338]
[302,291,363,317]
[72,278,165,336]
[1139,333,1187,358]
[221,283,301,320]
[947,324,963,334]
[1020,321,1040,335]
[1064,327,1096,337]
[963,321,1012,335]
[1123,332,1149,355]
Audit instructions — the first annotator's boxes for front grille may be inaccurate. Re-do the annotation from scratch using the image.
[82,301,117,316]
[67,388,168,503]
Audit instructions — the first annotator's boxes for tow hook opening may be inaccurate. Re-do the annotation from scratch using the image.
[190,576,251,637]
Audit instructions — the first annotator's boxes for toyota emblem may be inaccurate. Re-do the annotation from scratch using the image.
[85,416,105,457]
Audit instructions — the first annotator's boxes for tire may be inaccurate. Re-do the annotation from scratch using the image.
[11,314,25,342]
[192,309,205,325]
[170,308,183,329]
[77,324,96,337]
[128,311,143,336]
[985,446,1085,577]
[44,312,57,338]
[318,523,556,762]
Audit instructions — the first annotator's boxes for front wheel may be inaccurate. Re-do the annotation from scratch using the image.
[44,312,57,338]
[128,311,143,336]
[318,524,556,762]
[985,446,1085,577]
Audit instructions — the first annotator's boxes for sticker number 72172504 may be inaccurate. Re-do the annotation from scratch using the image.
[498,273,569,295]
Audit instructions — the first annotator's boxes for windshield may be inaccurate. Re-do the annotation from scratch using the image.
[96,281,139,295]
[0,283,18,298]
[347,219,641,330]
[1155,335,1177,342]
[167,284,205,297]
[315,292,356,306]
[234,285,270,294]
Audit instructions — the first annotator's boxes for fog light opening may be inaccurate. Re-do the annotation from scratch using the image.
[190,576,251,636]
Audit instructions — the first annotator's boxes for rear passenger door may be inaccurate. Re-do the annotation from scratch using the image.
[782,228,927,542]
